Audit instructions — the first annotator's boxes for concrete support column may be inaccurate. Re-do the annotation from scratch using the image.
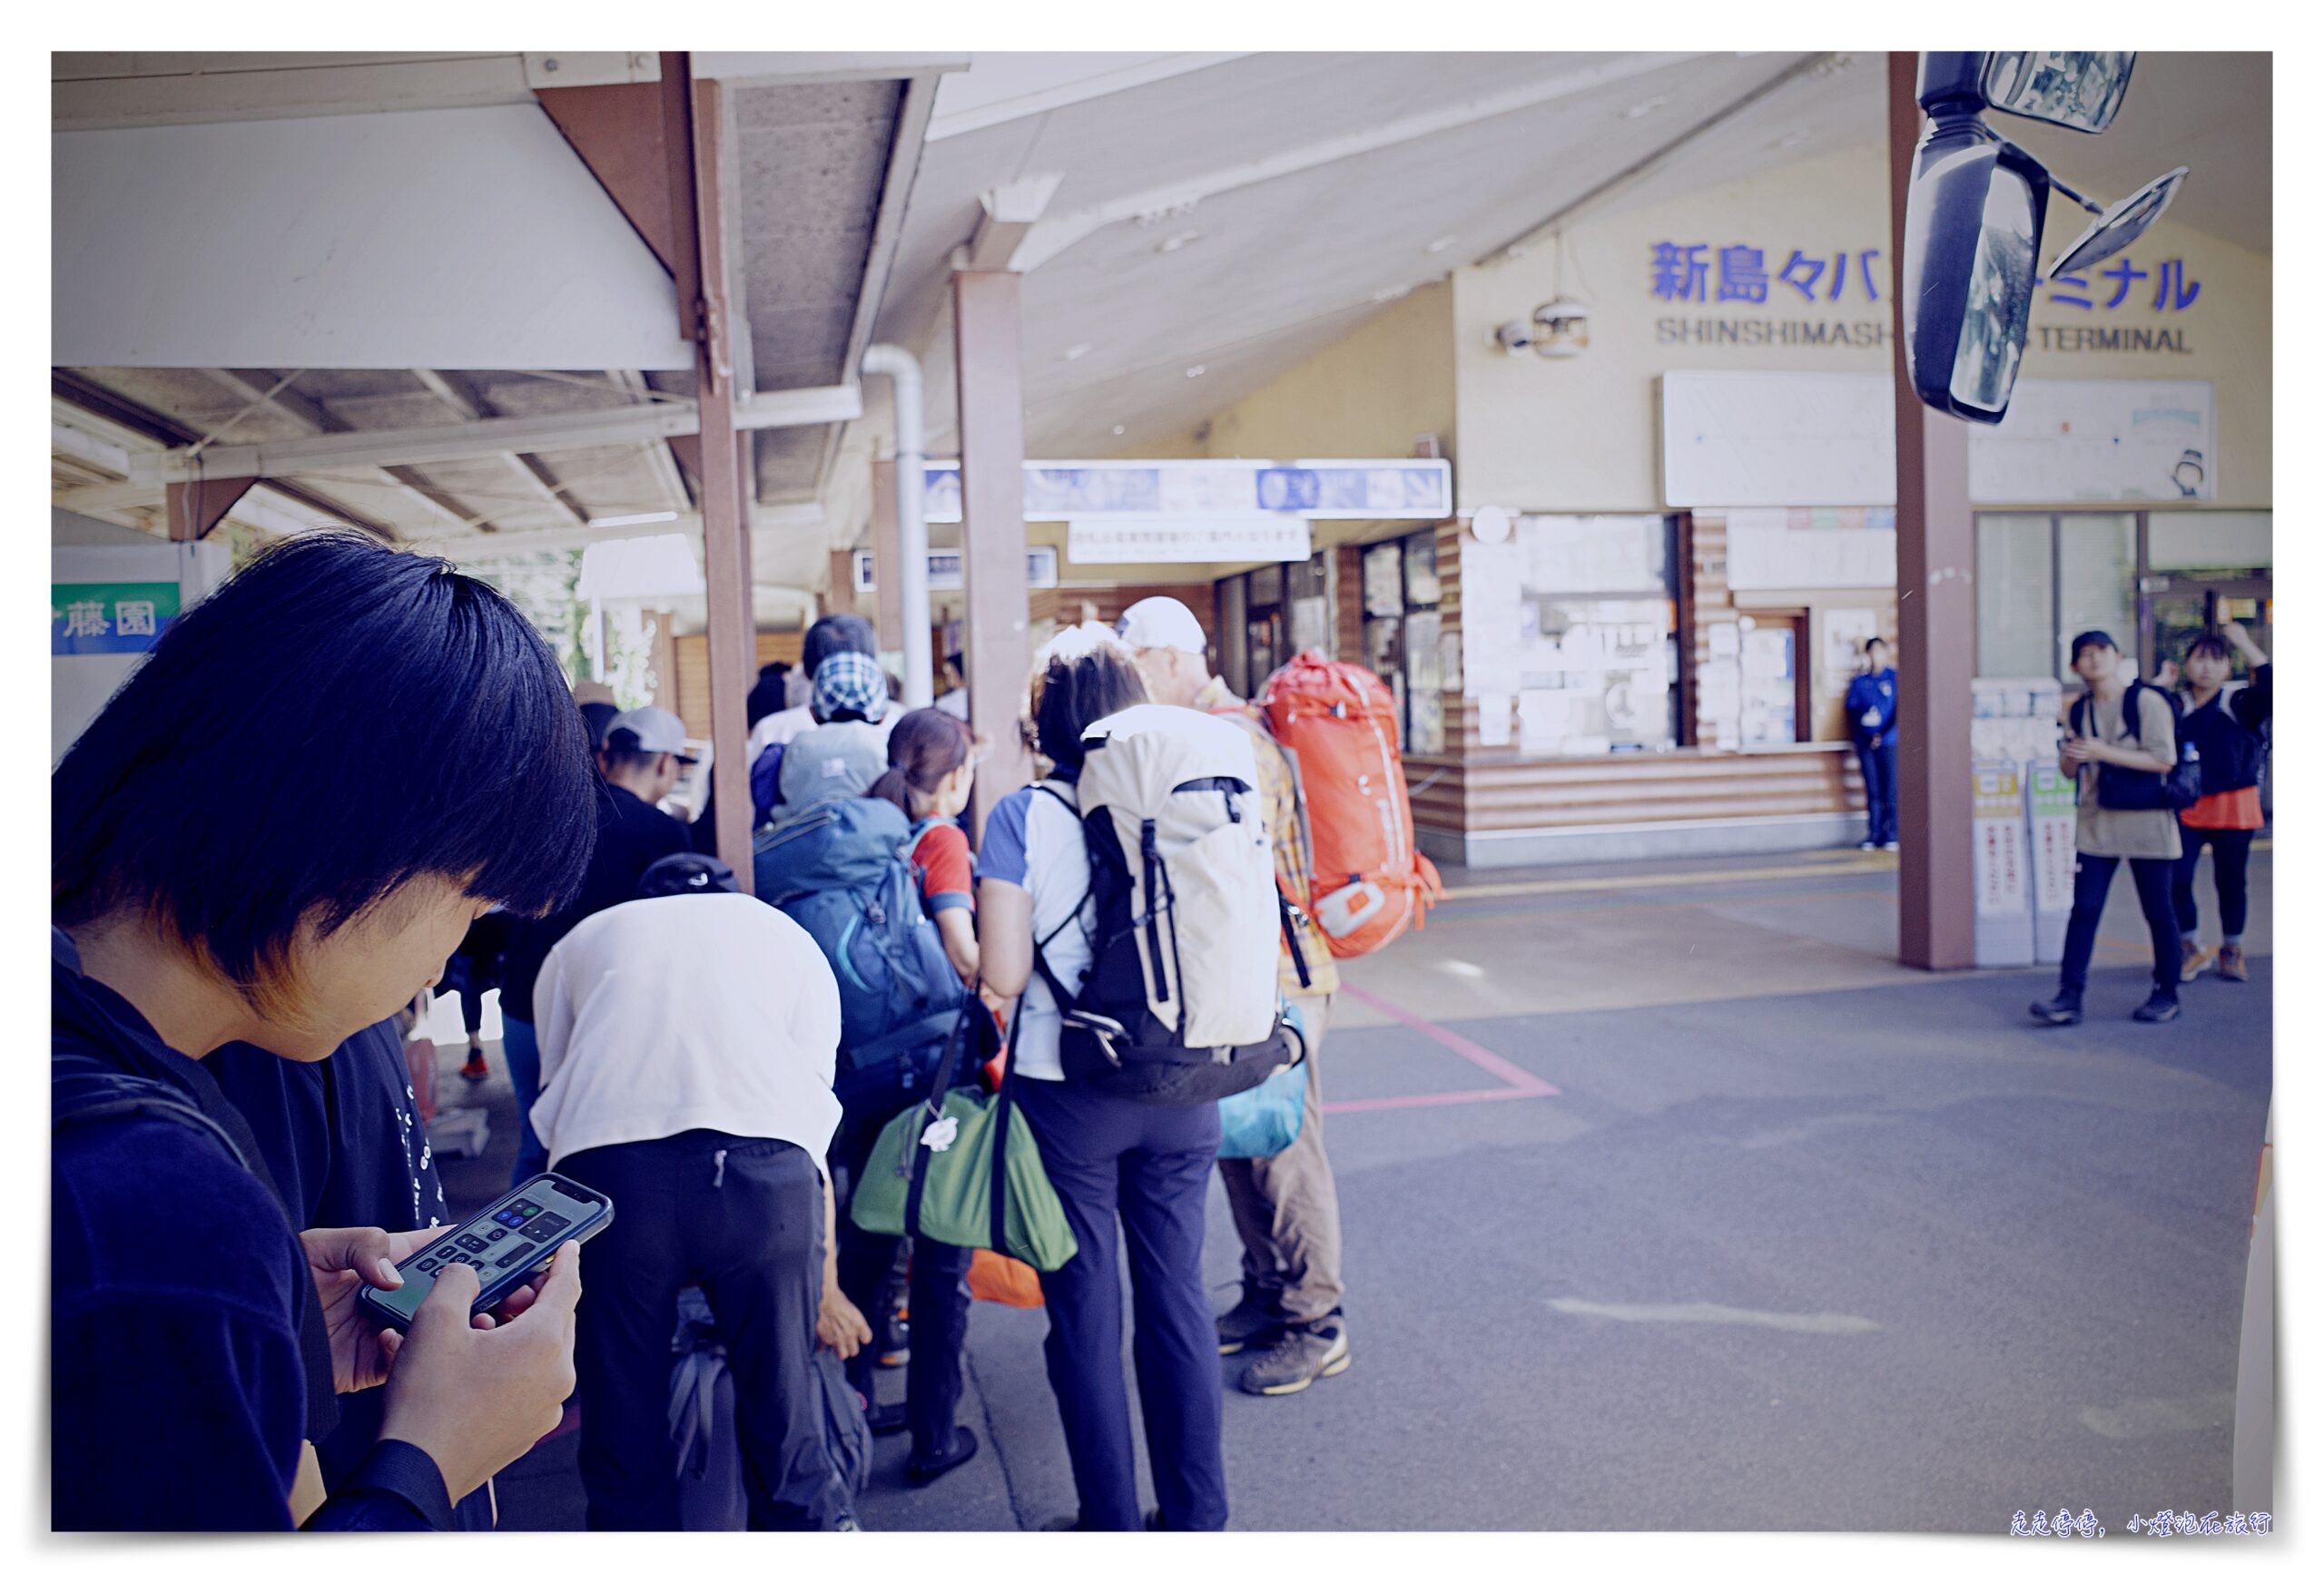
[1887,51,1974,968]
[665,52,756,891]
[953,269,1032,837]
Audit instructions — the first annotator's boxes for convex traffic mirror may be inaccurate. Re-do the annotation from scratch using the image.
[1902,51,2186,425]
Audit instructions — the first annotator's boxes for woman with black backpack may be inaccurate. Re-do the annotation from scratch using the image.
[2164,622,2272,984]
[976,629,1235,1532]
[2031,631,2187,1027]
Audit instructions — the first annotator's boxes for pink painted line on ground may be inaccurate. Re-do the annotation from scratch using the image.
[1323,1086,1545,1116]
[1336,983,1560,1098]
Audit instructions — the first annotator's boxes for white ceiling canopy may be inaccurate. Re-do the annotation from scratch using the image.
[53,104,692,370]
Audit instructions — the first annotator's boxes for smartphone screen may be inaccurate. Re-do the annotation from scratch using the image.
[362,1174,609,1328]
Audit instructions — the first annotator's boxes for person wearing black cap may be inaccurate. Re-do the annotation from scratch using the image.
[2032,631,2185,1026]
[499,707,696,1184]
[528,857,863,1529]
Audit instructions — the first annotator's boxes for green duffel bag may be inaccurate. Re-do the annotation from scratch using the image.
[849,998,1078,1273]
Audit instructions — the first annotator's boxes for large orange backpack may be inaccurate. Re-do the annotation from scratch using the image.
[1259,651,1443,958]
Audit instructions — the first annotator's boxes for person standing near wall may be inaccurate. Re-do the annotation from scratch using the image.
[1846,637,1900,852]
[2031,631,2184,1027]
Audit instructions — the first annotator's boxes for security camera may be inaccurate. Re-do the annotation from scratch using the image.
[1531,298,1591,359]
[1494,301,1592,359]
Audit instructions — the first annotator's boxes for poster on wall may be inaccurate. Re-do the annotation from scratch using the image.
[1364,543,1405,617]
[1723,507,1898,591]
[1289,595,1330,656]
[1823,608,1880,676]
[1967,379,2216,503]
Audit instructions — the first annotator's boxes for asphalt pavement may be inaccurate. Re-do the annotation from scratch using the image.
[436,843,2272,1532]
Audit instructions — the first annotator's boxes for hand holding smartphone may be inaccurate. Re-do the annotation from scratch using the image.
[358,1172,614,1332]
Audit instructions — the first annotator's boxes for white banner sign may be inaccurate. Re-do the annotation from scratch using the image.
[1067,516,1312,565]
[853,546,1058,593]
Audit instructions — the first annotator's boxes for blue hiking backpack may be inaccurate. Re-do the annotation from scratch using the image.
[753,797,967,1112]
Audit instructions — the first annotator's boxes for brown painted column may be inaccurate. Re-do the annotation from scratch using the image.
[166,475,257,541]
[827,549,858,622]
[954,269,1032,838]
[871,457,905,650]
[1887,52,1975,968]
[665,53,756,891]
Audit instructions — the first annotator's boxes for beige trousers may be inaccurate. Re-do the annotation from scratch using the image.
[1217,991,1344,1324]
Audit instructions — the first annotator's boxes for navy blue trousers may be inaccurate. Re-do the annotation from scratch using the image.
[1857,737,1898,846]
[1012,1077,1227,1532]
[2058,853,2181,1002]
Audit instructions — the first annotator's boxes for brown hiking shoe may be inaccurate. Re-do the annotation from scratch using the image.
[2216,945,2249,981]
[2180,940,2218,983]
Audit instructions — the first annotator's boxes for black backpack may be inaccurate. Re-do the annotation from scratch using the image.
[2073,680,2201,812]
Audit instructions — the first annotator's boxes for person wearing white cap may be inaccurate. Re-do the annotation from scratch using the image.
[1116,595,1352,1400]
[497,704,696,1185]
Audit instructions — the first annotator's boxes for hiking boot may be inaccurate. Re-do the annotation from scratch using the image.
[2180,940,2218,982]
[2132,992,2181,1023]
[459,1047,489,1081]
[1216,1288,1284,1356]
[906,1426,979,1486]
[2029,993,2083,1027]
[1238,1314,1351,1397]
[2217,945,2250,981]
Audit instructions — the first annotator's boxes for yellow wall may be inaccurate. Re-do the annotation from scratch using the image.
[1191,280,1458,464]
[1450,144,2271,512]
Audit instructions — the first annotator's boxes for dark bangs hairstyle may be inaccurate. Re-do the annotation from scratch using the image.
[1032,647,1147,772]
[869,707,974,816]
[53,533,598,1007]
[2186,634,2233,663]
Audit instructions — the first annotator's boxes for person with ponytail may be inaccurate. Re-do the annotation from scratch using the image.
[866,708,981,986]
[829,706,985,1484]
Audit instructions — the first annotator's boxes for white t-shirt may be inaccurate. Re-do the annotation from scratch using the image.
[748,700,900,762]
[978,780,1093,1082]
[530,893,843,1172]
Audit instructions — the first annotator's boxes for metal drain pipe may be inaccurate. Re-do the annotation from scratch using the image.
[862,342,932,708]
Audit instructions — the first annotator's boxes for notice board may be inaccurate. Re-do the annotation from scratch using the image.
[1966,378,2216,503]
[1659,371,1896,508]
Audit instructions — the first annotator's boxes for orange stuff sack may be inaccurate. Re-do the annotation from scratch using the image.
[968,1249,1046,1308]
[1259,651,1442,958]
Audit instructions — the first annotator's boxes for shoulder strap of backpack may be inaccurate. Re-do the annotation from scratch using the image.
[903,989,983,1239]
[52,1070,251,1173]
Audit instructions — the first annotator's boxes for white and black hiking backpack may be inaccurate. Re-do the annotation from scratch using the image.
[1030,704,1303,1106]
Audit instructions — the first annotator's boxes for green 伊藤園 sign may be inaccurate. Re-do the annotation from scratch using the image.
[52,582,182,655]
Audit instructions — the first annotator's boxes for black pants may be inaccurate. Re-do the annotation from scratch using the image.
[2057,853,2181,1002]
[1856,737,1898,846]
[2173,825,2255,940]
[564,1131,851,1530]
[1012,1076,1228,1532]
[830,1109,973,1462]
